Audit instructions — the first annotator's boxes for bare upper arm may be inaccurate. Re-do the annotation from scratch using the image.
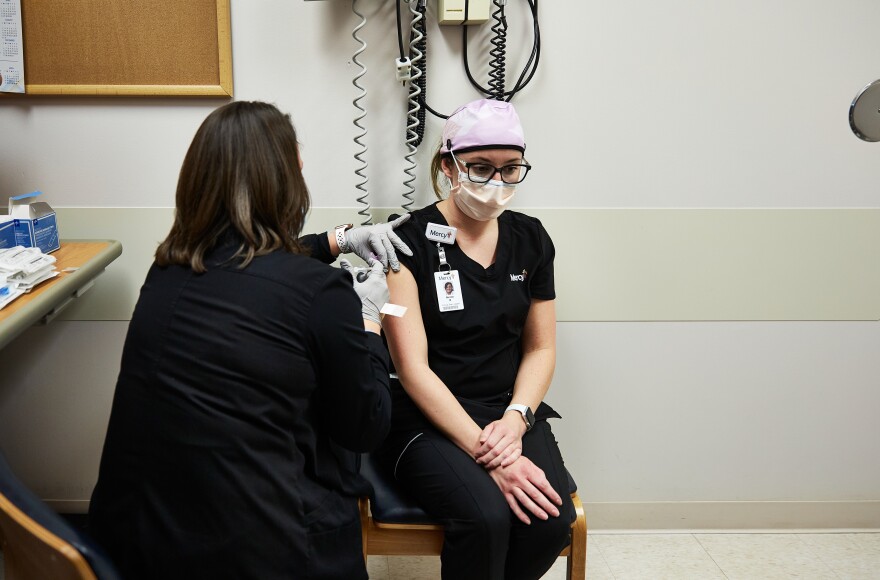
[522,298,556,354]
[384,264,430,375]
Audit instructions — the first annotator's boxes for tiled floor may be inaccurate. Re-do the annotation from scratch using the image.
[1,533,878,579]
[366,533,880,579]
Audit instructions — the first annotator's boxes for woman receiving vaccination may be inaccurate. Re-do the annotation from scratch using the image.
[380,98,575,580]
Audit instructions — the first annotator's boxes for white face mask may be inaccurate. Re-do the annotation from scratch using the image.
[450,158,517,222]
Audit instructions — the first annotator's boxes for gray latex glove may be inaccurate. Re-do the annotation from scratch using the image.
[343,214,413,272]
[340,259,388,326]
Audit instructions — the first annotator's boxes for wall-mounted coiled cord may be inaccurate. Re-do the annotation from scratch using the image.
[411,0,428,147]
[396,0,447,121]
[351,0,371,225]
[487,0,508,101]
[508,0,540,97]
[462,0,540,102]
[402,0,424,213]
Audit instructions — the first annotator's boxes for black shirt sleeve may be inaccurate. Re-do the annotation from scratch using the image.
[299,232,335,264]
[307,269,391,451]
[530,218,556,300]
[393,219,422,278]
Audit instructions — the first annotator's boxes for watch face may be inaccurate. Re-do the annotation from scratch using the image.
[525,407,535,428]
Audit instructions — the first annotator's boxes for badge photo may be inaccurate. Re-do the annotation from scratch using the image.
[435,270,464,312]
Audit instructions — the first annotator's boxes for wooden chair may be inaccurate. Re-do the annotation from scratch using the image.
[359,453,587,579]
[0,452,120,580]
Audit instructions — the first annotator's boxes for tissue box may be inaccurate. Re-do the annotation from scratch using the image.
[8,191,60,254]
[0,218,15,249]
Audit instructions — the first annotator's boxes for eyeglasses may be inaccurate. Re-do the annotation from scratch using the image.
[460,160,532,184]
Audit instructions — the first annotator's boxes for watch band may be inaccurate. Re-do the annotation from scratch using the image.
[335,223,353,254]
[505,404,534,431]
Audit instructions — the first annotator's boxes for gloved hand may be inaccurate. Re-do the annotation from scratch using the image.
[342,214,413,272]
[340,259,388,326]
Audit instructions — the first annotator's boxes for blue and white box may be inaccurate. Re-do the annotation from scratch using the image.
[0,218,16,249]
[8,191,60,254]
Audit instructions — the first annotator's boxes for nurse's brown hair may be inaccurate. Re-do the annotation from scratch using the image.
[429,145,453,201]
[156,101,310,272]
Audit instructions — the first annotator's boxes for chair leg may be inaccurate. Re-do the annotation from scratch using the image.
[359,497,371,565]
[566,492,587,580]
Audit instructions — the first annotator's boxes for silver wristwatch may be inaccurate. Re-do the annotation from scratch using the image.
[335,223,353,254]
[505,404,535,431]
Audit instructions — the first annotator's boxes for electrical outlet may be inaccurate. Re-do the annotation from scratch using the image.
[439,0,490,25]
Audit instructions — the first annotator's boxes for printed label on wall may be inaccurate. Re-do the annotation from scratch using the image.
[0,0,25,93]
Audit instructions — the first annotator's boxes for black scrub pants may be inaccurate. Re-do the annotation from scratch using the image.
[388,420,574,580]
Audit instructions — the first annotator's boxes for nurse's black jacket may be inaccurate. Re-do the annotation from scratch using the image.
[88,233,390,580]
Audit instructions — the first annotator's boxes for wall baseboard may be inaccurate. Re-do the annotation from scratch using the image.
[585,500,880,532]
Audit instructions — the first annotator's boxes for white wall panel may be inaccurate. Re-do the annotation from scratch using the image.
[0,322,125,509]
[548,322,880,503]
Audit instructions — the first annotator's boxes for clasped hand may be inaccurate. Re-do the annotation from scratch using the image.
[473,412,526,469]
[487,456,563,525]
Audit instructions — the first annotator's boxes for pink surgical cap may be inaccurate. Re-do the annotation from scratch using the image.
[440,99,526,154]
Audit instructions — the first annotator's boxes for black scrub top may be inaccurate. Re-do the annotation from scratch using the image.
[88,232,390,580]
[389,203,561,433]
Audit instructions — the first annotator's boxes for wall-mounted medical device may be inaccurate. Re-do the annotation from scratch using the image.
[439,0,490,25]
[850,80,880,142]
[305,0,539,216]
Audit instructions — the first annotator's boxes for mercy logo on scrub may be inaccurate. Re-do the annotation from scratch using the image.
[434,270,464,312]
[509,269,527,282]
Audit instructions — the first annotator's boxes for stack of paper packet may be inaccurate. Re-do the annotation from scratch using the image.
[0,246,59,310]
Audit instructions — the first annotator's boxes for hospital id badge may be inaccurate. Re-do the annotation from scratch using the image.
[435,270,464,312]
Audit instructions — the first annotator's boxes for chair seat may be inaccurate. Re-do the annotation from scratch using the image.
[0,451,121,580]
[360,453,438,525]
[360,453,578,525]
